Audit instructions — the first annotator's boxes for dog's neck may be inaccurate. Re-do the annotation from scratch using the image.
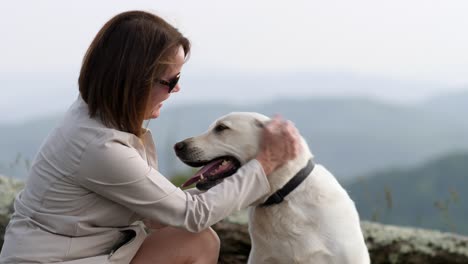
[260,158,314,207]
[264,142,314,197]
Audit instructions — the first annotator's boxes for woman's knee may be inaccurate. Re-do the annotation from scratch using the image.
[192,228,220,264]
[201,227,220,253]
[131,226,220,264]
[173,227,220,262]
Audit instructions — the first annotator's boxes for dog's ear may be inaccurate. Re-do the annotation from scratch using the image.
[254,119,265,128]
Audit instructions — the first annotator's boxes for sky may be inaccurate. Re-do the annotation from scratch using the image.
[1,0,468,123]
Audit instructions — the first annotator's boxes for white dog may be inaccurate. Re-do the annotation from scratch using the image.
[175,112,370,264]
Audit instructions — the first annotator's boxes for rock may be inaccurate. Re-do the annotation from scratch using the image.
[0,175,24,249]
[363,221,468,264]
[213,220,468,264]
[2,178,468,264]
[213,221,251,264]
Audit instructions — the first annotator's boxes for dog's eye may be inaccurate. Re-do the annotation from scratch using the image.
[214,124,230,133]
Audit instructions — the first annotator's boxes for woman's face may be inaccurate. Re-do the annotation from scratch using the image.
[145,46,185,119]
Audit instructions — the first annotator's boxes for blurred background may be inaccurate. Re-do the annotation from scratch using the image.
[1,0,467,235]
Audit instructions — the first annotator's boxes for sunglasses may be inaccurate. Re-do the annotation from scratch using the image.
[156,72,181,93]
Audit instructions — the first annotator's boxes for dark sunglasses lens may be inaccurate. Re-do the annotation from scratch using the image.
[168,75,180,93]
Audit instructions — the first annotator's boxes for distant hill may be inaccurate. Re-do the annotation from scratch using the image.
[150,92,468,181]
[345,152,468,235]
[421,90,468,129]
[1,92,468,181]
[0,115,62,180]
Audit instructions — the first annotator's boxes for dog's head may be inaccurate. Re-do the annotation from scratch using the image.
[174,112,270,190]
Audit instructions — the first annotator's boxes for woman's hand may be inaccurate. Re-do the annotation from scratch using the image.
[255,115,302,175]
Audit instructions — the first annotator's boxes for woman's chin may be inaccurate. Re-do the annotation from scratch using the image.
[151,105,162,118]
[144,104,163,119]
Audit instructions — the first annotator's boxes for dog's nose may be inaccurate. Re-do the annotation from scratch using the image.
[174,141,187,152]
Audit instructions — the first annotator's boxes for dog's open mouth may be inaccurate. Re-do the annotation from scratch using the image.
[181,156,241,190]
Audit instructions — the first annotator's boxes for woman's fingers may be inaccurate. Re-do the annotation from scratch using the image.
[277,119,299,159]
[266,115,283,134]
[255,114,303,175]
[285,120,302,158]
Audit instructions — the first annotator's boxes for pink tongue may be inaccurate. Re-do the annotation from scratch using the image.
[181,159,224,188]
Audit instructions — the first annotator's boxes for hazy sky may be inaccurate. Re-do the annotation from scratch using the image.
[1,0,468,123]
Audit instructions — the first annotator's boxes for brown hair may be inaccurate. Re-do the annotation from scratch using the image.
[79,10,190,137]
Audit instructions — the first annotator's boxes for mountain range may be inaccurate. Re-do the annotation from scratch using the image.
[345,151,468,235]
[1,90,467,182]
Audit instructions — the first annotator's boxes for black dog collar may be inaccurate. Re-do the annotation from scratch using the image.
[260,159,315,207]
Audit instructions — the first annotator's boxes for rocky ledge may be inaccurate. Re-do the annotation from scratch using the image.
[0,175,23,249]
[1,176,468,263]
[213,220,468,264]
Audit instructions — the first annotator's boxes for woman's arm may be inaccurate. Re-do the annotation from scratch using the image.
[76,140,269,233]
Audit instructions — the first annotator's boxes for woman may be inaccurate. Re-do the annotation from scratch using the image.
[0,10,301,264]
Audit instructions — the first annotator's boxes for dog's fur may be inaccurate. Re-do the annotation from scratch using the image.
[175,112,370,264]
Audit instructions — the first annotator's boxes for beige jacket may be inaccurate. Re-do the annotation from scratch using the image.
[0,96,270,263]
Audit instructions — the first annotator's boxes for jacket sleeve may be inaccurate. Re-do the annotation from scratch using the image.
[76,139,270,233]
